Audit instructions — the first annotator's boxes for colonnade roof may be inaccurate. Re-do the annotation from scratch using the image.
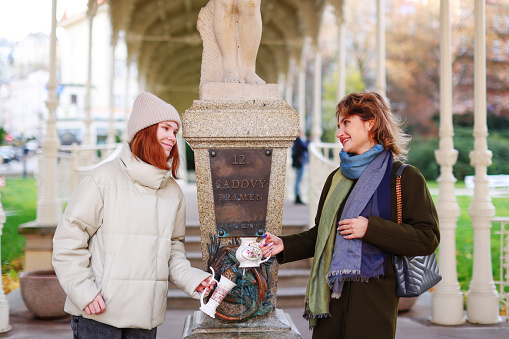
[108,0,343,111]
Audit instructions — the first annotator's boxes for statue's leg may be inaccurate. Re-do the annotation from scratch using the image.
[238,0,265,84]
[214,0,243,83]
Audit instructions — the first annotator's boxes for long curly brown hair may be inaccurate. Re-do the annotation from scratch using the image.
[336,92,411,161]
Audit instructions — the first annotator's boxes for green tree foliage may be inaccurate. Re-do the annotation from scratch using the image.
[407,136,440,180]
[385,0,444,136]
[487,133,509,175]
[451,127,475,181]
[452,113,509,179]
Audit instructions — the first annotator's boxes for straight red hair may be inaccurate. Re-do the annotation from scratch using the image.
[130,124,180,178]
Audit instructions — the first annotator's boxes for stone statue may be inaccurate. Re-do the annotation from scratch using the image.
[198,0,266,85]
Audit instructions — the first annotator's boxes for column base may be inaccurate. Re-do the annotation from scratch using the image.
[466,292,502,324]
[0,298,11,333]
[182,309,302,338]
[431,292,465,325]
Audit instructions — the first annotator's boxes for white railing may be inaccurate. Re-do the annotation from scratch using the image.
[54,143,122,202]
[494,217,509,318]
[465,175,509,190]
[308,141,342,228]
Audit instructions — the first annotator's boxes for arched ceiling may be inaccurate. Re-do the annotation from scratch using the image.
[108,0,342,112]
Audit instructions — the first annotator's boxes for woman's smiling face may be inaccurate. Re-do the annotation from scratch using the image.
[156,121,178,157]
[336,114,376,155]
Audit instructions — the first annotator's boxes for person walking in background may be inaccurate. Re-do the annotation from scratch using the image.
[261,92,439,338]
[52,92,215,339]
[292,132,308,204]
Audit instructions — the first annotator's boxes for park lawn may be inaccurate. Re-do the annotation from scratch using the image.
[1,177,37,293]
[1,177,36,265]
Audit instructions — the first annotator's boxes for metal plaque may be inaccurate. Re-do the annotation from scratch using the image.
[210,149,272,237]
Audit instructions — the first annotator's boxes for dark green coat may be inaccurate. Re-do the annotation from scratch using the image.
[277,161,440,339]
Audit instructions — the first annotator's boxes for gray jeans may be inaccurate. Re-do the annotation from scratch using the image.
[71,316,157,339]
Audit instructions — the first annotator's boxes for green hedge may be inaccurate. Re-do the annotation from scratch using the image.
[408,126,509,181]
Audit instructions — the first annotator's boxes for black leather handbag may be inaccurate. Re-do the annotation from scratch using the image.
[392,164,442,298]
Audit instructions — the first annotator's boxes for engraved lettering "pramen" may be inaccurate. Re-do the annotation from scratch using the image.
[214,179,267,190]
[218,193,264,202]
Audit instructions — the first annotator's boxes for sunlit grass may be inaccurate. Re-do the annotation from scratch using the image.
[1,177,37,293]
[1,177,35,265]
[430,191,509,291]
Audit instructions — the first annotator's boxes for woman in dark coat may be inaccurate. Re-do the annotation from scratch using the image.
[261,92,439,338]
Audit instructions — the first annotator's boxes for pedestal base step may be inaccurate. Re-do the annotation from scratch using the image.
[182,309,302,338]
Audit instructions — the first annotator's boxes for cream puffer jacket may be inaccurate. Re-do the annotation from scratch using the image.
[52,144,210,329]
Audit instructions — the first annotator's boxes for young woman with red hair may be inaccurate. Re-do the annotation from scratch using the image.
[53,92,214,338]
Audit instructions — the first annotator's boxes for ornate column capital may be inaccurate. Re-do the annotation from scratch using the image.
[469,150,493,167]
[45,98,58,113]
[435,149,458,167]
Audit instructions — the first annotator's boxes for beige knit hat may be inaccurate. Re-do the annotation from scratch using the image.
[127,91,181,143]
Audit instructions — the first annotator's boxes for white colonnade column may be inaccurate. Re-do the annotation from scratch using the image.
[84,0,97,150]
[466,0,501,324]
[37,0,62,226]
[431,0,465,325]
[311,45,322,142]
[122,58,131,142]
[334,7,346,163]
[177,133,188,183]
[285,58,295,109]
[107,34,118,145]
[336,16,346,102]
[375,0,386,96]
[298,40,309,134]
[278,73,286,99]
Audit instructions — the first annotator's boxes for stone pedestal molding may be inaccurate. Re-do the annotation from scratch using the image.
[182,309,301,338]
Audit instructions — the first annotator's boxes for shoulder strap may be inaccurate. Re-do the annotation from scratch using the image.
[396,163,409,177]
[396,164,409,224]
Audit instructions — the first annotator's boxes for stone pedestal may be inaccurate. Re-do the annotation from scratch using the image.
[18,222,56,271]
[182,83,301,338]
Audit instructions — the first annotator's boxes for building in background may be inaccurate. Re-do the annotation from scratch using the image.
[0,39,14,83]
[0,70,48,141]
[0,33,52,141]
[57,2,137,145]
[0,2,138,146]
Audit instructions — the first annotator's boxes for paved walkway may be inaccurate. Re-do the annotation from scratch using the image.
[3,265,509,338]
